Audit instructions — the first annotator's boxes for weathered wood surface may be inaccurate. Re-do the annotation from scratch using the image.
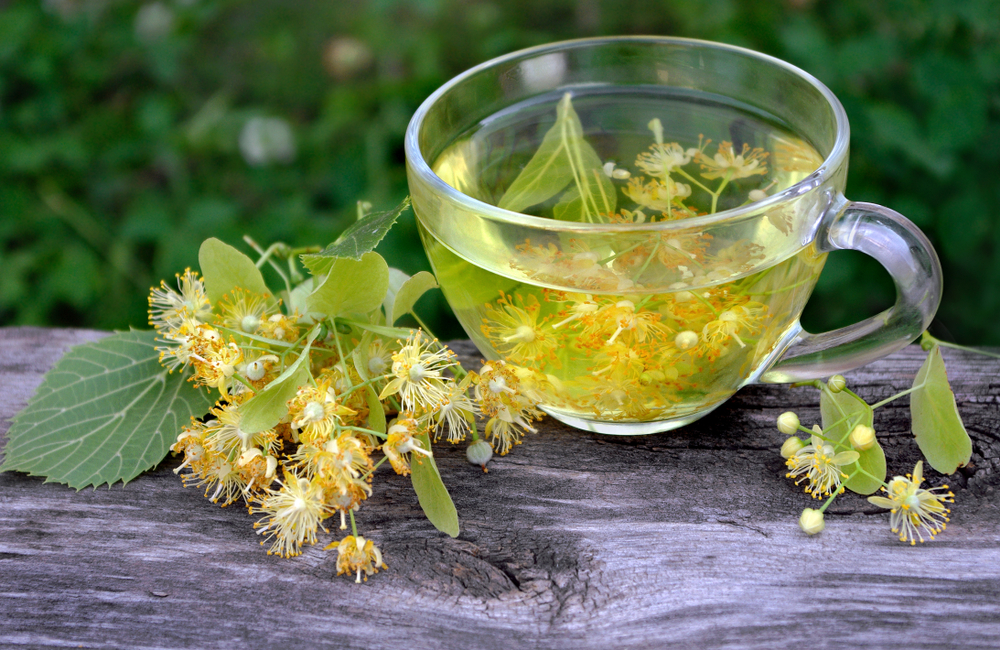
[1,326,998,650]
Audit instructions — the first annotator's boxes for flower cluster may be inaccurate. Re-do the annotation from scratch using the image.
[151,265,542,575]
[776,374,959,544]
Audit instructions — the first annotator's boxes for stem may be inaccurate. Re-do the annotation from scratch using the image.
[215,326,296,348]
[359,455,389,480]
[675,168,714,196]
[691,290,720,317]
[243,236,292,296]
[709,169,733,214]
[631,241,660,282]
[817,488,841,514]
[340,425,387,440]
[338,376,390,401]
[330,324,353,389]
[349,509,358,537]
[869,380,926,411]
[923,331,1000,359]
[598,239,646,265]
[230,373,256,393]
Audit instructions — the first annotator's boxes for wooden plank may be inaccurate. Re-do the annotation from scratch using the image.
[1,327,999,649]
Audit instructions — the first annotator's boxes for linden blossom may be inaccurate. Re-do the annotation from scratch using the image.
[143,228,550,569]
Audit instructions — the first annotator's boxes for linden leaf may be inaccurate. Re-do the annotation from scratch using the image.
[382,268,411,325]
[498,92,579,213]
[910,345,972,474]
[198,237,271,305]
[304,252,389,318]
[0,330,214,489]
[410,430,459,537]
[820,387,885,495]
[240,327,320,434]
[388,270,438,325]
[302,197,411,266]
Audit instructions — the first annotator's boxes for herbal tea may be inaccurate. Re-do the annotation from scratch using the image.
[419,89,827,429]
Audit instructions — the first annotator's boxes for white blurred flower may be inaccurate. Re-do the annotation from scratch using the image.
[239,117,297,167]
[134,2,175,44]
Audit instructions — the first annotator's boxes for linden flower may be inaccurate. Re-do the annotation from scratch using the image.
[365,337,393,377]
[293,432,373,499]
[189,335,244,395]
[217,288,271,335]
[203,401,279,456]
[430,374,478,443]
[379,330,456,412]
[172,418,213,478]
[148,268,212,335]
[785,434,860,498]
[286,379,357,443]
[258,312,300,342]
[182,451,247,506]
[635,141,696,179]
[331,535,386,583]
[252,471,330,558]
[585,299,665,347]
[701,303,767,352]
[481,293,556,363]
[697,141,769,180]
[623,177,690,213]
[551,293,600,330]
[868,461,955,545]
[475,361,543,455]
[382,417,433,476]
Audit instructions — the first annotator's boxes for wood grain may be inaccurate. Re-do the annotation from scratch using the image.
[1,327,998,650]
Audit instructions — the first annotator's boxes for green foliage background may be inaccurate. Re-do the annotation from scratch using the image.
[1,0,998,344]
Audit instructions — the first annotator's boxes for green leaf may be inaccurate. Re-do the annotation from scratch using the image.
[410,430,459,537]
[0,330,214,489]
[910,345,972,474]
[198,237,271,304]
[388,270,437,324]
[301,197,411,266]
[240,327,320,434]
[365,385,386,435]
[498,93,614,222]
[342,320,415,340]
[382,268,410,325]
[820,388,885,495]
[304,252,389,318]
[497,92,578,213]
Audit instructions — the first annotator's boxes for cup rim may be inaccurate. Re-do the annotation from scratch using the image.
[404,35,850,233]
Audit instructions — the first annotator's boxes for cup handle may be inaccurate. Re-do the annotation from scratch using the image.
[760,195,942,383]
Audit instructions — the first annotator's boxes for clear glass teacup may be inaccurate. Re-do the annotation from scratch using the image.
[404,37,941,435]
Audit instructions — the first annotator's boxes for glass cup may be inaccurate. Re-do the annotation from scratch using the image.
[404,37,941,435]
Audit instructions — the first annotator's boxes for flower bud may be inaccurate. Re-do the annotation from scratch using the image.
[776,411,800,435]
[780,436,805,459]
[849,424,876,451]
[466,440,493,472]
[674,330,699,350]
[799,508,825,535]
[827,375,846,393]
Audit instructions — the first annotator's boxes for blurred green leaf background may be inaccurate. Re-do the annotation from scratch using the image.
[1,0,997,344]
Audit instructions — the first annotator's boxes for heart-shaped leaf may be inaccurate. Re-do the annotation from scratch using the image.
[1,330,214,488]
[305,252,389,318]
[198,237,271,304]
